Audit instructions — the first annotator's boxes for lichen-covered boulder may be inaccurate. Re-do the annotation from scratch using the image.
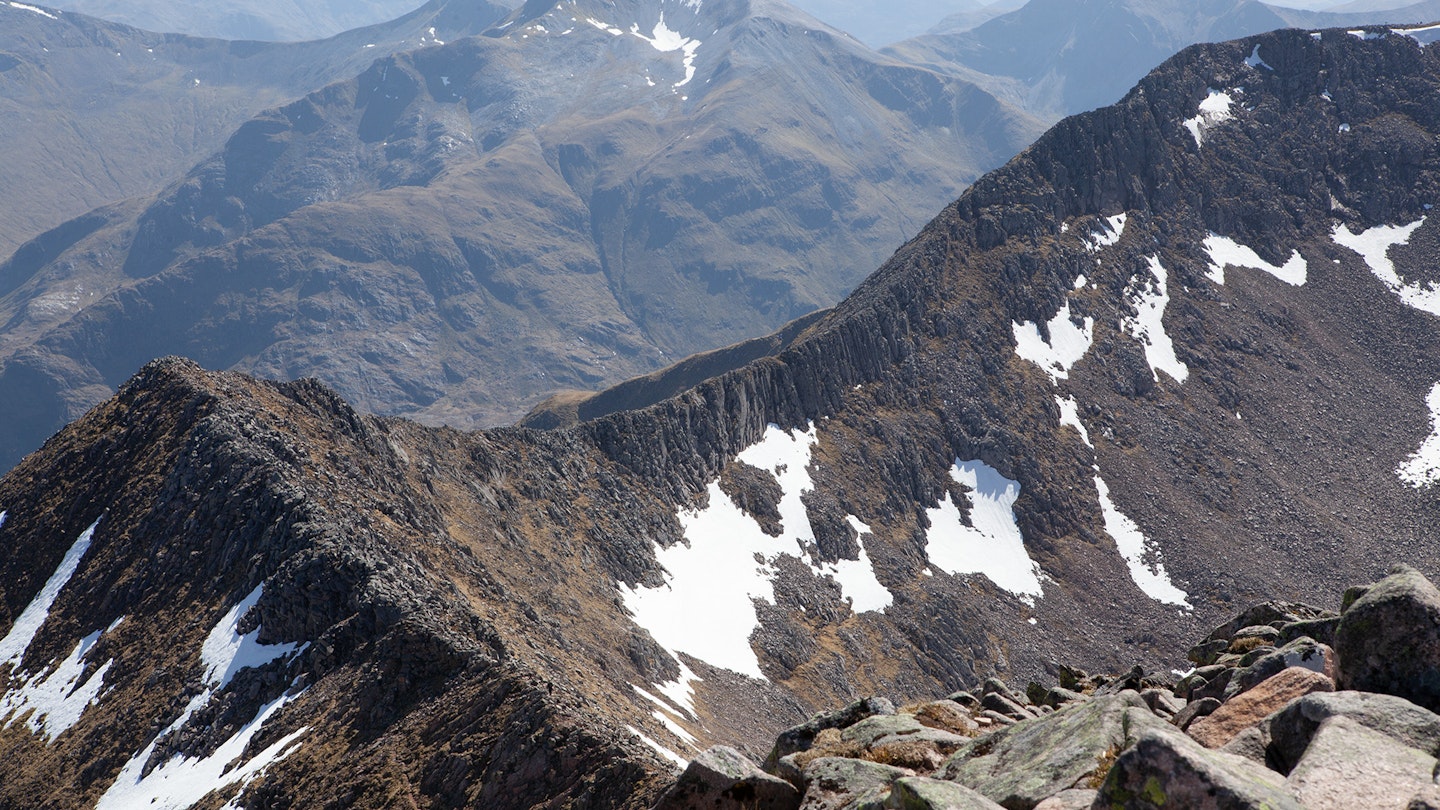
[939,692,1167,808]
[1286,716,1437,810]
[798,757,911,810]
[1097,728,1302,810]
[1261,690,1440,774]
[1334,566,1440,712]
[884,777,1003,809]
[655,746,802,810]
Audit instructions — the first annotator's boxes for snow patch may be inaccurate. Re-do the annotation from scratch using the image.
[1084,213,1127,253]
[627,725,687,770]
[1183,90,1234,147]
[1398,382,1440,487]
[1056,396,1093,449]
[1396,22,1440,45]
[97,587,307,809]
[924,460,1044,603]
[822,517,892,613]
[1245,44,1272,71]
[96,692,307,810]
[7,2,57,19]
[585,17,623,36]
[1013,302,1094,383]
[1122,256,1189,383]
[1204,234,1307,286]
[623,424,893,683]
[202,586,304,690]
[630,13,702,88]
[1094,475,1191,607]
[1332,218,1436,315]
[0,518,99,670]
[1,629,113,741]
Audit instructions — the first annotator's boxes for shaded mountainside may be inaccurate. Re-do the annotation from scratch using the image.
[885,0,1440,122]
[0,0,511,259]
[7,23,1440,809]
[0,0,1043,472]
[43,0,438,42]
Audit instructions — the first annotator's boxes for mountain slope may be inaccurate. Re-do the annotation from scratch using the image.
[0,0,510,259]
[0,0,1043,471]
[886,0,1440,120]
[4,22,1440,809]
[43,0,434,42]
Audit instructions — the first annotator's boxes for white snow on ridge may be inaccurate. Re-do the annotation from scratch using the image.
[0,518,100,670]
[585,17,624,36]
[7,2,58,20]
[201,586,303,690]
[823,517,892,613]
[1123,257,1189,384]
[1396,23,1440,46]
[1245,44,1273,71]
[1184,90,1235,148]
[924,460,1044,603]
[1013,302,1095,384]
[1084,213,1128,253]
[97,692,308,810]
[623,423,894,685]
[97,586,309,810]
[1204,234,1307,286]
[1332,218,1437,315]
[1399,382,1440,487]
[627,725,687,770]
[0,629,114,741]
[1094,475,1191,607]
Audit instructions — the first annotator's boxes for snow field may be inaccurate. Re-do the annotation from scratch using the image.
[923,460,1044,603]
[1184,90,1234,147]
[1013,302,1095,383]
[1122,256,1189,383]
[1204,234,1307,286]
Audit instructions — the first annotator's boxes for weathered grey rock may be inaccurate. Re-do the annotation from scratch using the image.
[799,757,911,810]
[1224,637,1335,699]
[1229,625,1282,648]
[1043,687,1086,709]
[841,715,927,749]
[981,678,1029,706]
[978,710,1018,727]
[948,691,982,710]
[981,691,1037,721]
[940,693,1166,808]
[1097,728,1303,810]
[1262,690,1440,774]
[1208,602,1330,643]
[1141,689,1184,718]
[655,746,802,810]
[1335,566,1440,713]
[1171,698,1221,731]
[1094,666,1146,697]
[1188,667,1334,749]
[1286,716,1438,810]
[768,698,897,767]
[1031,789,1098,810]
[883,777,1004,809]
[1188,639,1231,667]
[1408,785,1440,810]
[1278,617,1339,647]
[1190,668,1234,702]
[1217,726,1269,765]
[1177,665,1228,701]
[915,700,980,736]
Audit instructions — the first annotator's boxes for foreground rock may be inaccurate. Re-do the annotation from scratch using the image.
[656,747,801,810]
[1334,566,1440,713]
[1097,729,1303,810]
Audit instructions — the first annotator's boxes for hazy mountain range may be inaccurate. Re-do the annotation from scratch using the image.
[3,23,1440,808]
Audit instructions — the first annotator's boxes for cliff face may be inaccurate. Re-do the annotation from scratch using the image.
[6,25,1440,808]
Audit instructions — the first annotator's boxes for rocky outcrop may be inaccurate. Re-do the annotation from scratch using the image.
[661,567,1440,809]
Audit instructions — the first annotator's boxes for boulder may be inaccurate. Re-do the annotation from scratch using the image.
[1261,690,1440,774]
[1187,667,1333,749]
[981,691,1037,721]
[767,698,896,767]
[1224,637,1335,699]
[1286,716,1438,810]
[1217,726,1269,765]
[1097,728,1303,810]
[1277,617,1339,647]
[1171,697,1221,731]
[655,746,802,810]
[841,715,927,749]
[1141,689,1184,718]
[1043,687,1086,709]
[1409,785,1440,810]
[884,777,1004,809]
[1190,668,1234,702]
[914,700,980,736]
[940,692,1167,808]
[1207,602,1330,643]
[1334,566,1440,713]
[1031,789,1098,810]
[798,757,911,810]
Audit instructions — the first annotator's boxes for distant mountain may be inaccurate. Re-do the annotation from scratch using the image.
[927,0,1025,35]
[0,0,1042,471]
[42,0,434,41]
[778,0,1017,46]
[4,24,1440,808]
[0,0,510,258]
[887,0,1440,121]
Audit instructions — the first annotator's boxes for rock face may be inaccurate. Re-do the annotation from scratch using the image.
[1334,566,1440,712]
[10,22,1440,810]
